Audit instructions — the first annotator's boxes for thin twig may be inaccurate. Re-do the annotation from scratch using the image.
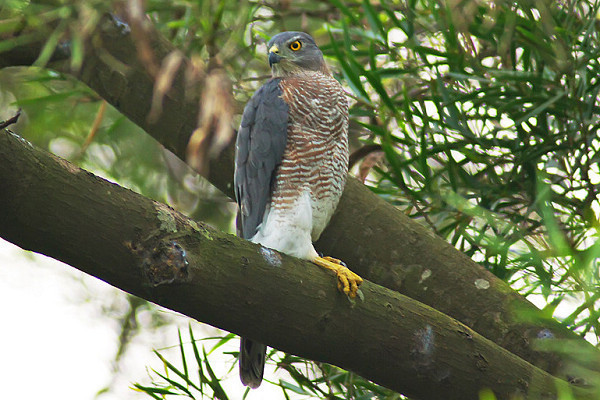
[349,143,382,170]
[0,109,22,130]
[77,100,107,159]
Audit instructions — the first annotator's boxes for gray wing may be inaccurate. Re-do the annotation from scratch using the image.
[234,78,289,239]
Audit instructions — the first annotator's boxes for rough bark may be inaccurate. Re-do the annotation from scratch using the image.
[0,128,597,400]
[2,13,600,386]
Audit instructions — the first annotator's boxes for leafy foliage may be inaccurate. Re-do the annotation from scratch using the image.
[321,0,600,340]
[135,325,402,400]
[134,327,234,400]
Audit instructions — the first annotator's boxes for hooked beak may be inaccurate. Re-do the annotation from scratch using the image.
[268,44,281,67]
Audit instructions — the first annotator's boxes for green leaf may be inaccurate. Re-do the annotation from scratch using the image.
[188,325,205,397]
[202,347,229,400]
[158,370,196,397]
[535,177,571,258]
[326,0,360,25]
[33,15,69,68]
[133,383,177,396]
[513,91,566,127]
[363,69,396,113]
[279,379,313,395]
[327,28,371,103]
[361,0,387,43]
[207,332,235,355]
[154,351,201,392]
[177,328,189,383]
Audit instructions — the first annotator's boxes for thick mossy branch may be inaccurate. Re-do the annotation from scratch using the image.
[0,129,596,400]
[2,12,600,388]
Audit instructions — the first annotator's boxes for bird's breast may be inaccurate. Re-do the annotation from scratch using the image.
[270,72,349,241]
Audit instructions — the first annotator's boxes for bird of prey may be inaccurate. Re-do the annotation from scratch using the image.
[234,31,363,389]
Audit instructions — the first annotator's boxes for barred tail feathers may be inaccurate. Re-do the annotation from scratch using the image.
[239,337,266,388]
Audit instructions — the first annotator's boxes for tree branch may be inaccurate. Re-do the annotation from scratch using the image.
[1,12,600,387]
[0,129,596,400]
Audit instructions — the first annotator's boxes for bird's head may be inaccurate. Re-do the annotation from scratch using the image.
[267,32,329,77]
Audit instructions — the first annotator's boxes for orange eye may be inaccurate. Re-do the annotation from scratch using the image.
[289,40,302,51]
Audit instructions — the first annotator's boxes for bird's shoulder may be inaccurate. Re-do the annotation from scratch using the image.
[240,78,286,121]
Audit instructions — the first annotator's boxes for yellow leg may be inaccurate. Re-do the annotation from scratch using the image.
[313,256,363,298]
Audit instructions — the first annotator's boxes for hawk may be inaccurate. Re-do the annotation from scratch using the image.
[234,31,363,388]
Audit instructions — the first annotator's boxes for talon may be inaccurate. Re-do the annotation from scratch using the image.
[339,274,349,294]
[313,256,363,298]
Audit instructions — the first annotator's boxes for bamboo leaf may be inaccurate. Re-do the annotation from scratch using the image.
[202,347,229,400]
[326,0,360,25]
[177,328,189,383]
[361,0,386,43]
[154,351,201,392]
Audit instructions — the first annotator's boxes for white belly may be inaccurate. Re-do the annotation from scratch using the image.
[251,191,320,260]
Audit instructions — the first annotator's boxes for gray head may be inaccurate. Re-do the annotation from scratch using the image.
[267,32,329,77]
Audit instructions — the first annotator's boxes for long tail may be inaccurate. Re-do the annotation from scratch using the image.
[239,337,266,388]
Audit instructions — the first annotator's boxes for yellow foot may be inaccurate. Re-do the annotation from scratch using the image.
[313,256,363,298]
